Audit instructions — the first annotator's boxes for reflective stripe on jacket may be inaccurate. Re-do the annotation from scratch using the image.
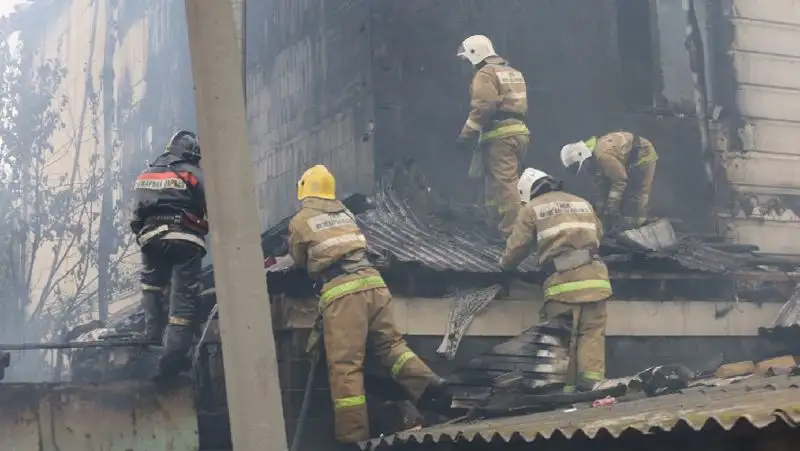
[500,190,612,303]
[288,197,385,304]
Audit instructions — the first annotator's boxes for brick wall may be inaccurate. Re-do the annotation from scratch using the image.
[245,0,375,228]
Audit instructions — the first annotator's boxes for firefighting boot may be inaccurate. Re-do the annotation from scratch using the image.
[141,290,167,344]
[416,377,453,415]
[158,322,194,378]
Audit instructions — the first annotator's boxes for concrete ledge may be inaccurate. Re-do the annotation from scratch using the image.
[279,281,784,337]
[391,297,782,337]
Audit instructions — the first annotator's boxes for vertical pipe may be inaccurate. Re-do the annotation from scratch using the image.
[97,0,119,322]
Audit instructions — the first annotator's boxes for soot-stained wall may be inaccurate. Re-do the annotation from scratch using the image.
[248,0,714,231]
[246,0,376,227]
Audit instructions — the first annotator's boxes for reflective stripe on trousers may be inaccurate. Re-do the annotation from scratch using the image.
[582,370,603,381]
[391,351,416,378]
[635,152,658,166]
[334,394,366,409]
[168,316,190,326]
[319,275,386,306]
[545,279,612,297]
[480,123,529,142]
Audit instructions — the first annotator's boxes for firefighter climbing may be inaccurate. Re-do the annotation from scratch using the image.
[500,168,612,392]
[288,164,452,444]
[560,131,658,229]
[456,34,530,239]
[130,130,208,378]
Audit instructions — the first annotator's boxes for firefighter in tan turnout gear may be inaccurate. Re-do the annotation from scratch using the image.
[500,168,612,392]
[288,164,451,444]
[560,131,658,229]
[456,34,530,239]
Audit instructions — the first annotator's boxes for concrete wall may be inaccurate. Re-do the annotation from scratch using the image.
[21,0,141,319]
[712,0,800,259]
[16,0,195,324]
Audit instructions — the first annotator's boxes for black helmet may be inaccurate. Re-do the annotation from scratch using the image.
[167,130,201,163]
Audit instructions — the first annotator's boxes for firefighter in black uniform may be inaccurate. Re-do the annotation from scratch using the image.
[130,130,208,377]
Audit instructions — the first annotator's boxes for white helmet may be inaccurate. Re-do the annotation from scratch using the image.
[457,35,497,65]
[560,141,593,175]
[518,168,552,203]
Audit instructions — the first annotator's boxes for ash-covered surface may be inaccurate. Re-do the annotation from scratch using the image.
[607,238,758,274]
[360,374,800,449]
[67,310,161,383]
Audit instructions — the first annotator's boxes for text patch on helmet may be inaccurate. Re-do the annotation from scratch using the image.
[306,212,355,232]
[497,71,525,85]
[533,201,593,220]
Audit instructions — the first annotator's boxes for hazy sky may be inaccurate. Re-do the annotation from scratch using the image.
[0,0,22,18]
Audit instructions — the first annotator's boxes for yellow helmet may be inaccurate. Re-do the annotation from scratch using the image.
[297,164,336,200]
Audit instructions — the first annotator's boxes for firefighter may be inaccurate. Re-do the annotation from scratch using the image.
[130,130,208,378]
[500,168,612,392]
[456,34,530,239]
[560,131,658,228]
[288,164,451,444]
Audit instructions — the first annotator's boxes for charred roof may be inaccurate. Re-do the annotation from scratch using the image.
[360,374,800,450]
[256,184,787,277]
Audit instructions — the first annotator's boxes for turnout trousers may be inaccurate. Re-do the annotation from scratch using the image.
[139,237,205,376]
[483,134,529,237]
[322,286,437,444]
[540,299,608,392]
[594,158,657,224]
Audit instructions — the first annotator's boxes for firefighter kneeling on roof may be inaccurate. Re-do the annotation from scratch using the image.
[560,131,658,230]
[288,164,452,444]
[500,168,612,392]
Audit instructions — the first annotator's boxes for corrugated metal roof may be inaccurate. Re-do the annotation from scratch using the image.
[360,375,800,449]
[358,188,538,273]
[257,187,766,276]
